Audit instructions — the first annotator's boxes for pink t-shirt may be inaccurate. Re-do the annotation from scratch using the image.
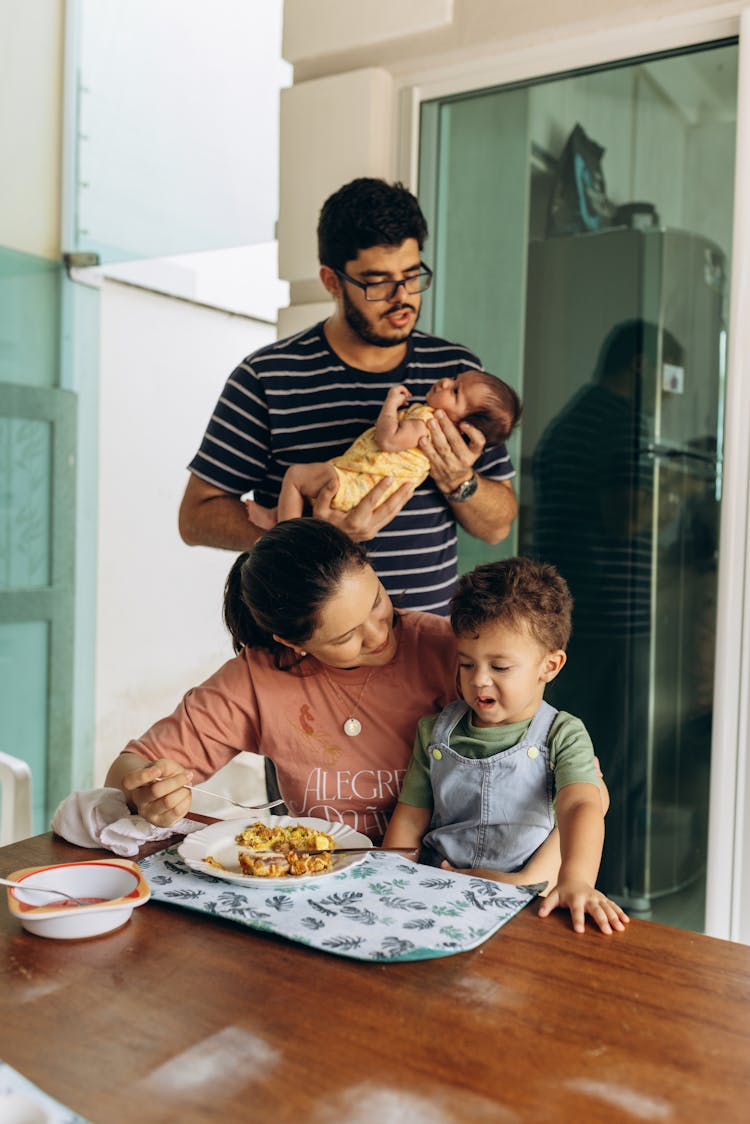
[124,611,456,840]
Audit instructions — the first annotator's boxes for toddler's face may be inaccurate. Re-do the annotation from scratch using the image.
[456,619,562,727]
[426,372,488,423]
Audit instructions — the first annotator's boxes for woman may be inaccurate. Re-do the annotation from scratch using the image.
[105,519,558,884]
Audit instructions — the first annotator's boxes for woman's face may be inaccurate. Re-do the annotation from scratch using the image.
[298,564,397,669]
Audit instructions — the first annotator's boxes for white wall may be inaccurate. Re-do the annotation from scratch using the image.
[0,0,63,257]
[75,0,291,260]
[94,279,275,782]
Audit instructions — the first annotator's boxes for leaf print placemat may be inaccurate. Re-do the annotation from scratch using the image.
[0,1061,92,1123]
[140,847,537,962]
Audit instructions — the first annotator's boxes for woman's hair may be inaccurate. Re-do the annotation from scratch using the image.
[450,556,572,652]
[317,178,428,272]
[223,518,370,662]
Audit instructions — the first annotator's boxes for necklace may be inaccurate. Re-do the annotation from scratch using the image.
[319,664,377,736]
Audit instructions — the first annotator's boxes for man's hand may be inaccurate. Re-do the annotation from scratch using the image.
[419,410,485,495]
[312,475,414,542]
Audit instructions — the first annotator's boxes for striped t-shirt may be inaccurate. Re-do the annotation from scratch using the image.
[188,322,515,615]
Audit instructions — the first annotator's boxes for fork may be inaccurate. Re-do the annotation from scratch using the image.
[183,784,285,812]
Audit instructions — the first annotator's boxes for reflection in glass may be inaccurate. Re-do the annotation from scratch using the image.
[421,40,738,931]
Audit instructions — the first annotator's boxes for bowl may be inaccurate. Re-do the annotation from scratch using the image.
[5,858,150,940]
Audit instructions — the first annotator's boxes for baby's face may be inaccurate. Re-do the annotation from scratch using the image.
[426,372,488,422]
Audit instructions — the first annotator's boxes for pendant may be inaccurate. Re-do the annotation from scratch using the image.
[343,717,362,737]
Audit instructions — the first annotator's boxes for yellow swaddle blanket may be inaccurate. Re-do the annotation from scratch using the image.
[329,403,434,511]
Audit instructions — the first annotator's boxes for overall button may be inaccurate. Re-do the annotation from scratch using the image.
[527,746,539,759]
[432,748,443,760]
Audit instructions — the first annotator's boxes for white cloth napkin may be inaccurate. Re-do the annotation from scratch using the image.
[51,787,203,857]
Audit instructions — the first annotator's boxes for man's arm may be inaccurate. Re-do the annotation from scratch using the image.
[448,476,517,544]
[419,412,518,545]
[178,474,265,550]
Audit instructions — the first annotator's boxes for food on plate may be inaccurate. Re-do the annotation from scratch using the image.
[203,856,227,871]
[237,821,336,877]
[238,849,333,877]
[207,821,338,878]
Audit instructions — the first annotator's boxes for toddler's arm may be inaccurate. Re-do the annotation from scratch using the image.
[537,782,629,935]
[374,385,430,452]
[382,801,431,852]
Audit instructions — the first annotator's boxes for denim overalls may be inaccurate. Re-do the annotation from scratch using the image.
[421,699,557,871]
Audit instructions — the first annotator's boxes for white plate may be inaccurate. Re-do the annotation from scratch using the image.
[177,816,373,887]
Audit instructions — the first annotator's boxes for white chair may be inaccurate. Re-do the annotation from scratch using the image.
[0,751,33,845]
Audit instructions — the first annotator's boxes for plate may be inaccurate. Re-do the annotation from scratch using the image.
[177,815,373,887]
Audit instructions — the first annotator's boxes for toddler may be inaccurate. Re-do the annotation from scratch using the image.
[244,369,520,524]
[383,555,629,935]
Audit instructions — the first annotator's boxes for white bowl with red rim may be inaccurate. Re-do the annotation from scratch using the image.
[5,858,150,939]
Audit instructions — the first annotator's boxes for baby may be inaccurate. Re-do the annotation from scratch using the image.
[244,370,521,524]
[383,555,629,936]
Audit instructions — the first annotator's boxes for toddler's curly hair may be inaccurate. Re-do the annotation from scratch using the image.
[450,556,572,652]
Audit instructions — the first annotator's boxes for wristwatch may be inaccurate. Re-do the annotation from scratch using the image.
[445,472,479,503]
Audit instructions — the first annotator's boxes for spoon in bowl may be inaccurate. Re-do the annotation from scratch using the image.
[0,876,88,907]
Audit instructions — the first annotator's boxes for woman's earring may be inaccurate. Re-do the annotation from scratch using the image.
[298,650,307,657]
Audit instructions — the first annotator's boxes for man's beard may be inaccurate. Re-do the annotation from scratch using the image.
[342,288,419,348]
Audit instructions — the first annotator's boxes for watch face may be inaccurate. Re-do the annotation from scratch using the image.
[449,473,478,502]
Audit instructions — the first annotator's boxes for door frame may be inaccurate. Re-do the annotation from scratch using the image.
[394,3,750,941]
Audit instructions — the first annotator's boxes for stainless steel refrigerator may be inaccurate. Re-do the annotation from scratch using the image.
[521,226,724,911]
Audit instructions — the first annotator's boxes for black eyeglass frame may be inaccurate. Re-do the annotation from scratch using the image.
[333,262,433,302]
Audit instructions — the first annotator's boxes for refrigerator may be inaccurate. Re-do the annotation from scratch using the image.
[520,226,724,910]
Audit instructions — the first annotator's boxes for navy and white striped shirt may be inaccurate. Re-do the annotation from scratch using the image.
[532,383,652,638]
[188,322,515,615]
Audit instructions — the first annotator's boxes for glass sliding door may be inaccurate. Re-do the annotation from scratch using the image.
[419,41,738,932]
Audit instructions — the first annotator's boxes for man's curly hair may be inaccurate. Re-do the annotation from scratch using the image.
[318,178,428,271]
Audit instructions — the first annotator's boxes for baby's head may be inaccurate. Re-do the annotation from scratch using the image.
[426,370,521,445]
[449,557,572,725]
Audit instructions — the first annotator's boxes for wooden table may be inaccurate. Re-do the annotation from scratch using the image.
[2,833,750,1123]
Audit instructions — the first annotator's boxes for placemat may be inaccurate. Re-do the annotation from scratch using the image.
[140,846,538,962]
[0,1061,91,1123]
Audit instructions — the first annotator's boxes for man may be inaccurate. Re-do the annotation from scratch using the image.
[179,178,517,614]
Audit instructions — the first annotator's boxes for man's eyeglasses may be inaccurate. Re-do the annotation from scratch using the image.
[334,263,433,302]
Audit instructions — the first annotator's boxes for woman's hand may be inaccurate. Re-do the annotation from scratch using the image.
[120,758,194,827]
[538,878,629,935]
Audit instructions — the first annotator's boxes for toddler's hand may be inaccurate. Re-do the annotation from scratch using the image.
[538,878,629,935]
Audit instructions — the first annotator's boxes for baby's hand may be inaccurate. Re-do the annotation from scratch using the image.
[385,385,412,409]
[538,878,629,935]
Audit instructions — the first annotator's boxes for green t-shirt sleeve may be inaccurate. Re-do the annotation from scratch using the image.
[398,714,438,808]
[549,711,600,793]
